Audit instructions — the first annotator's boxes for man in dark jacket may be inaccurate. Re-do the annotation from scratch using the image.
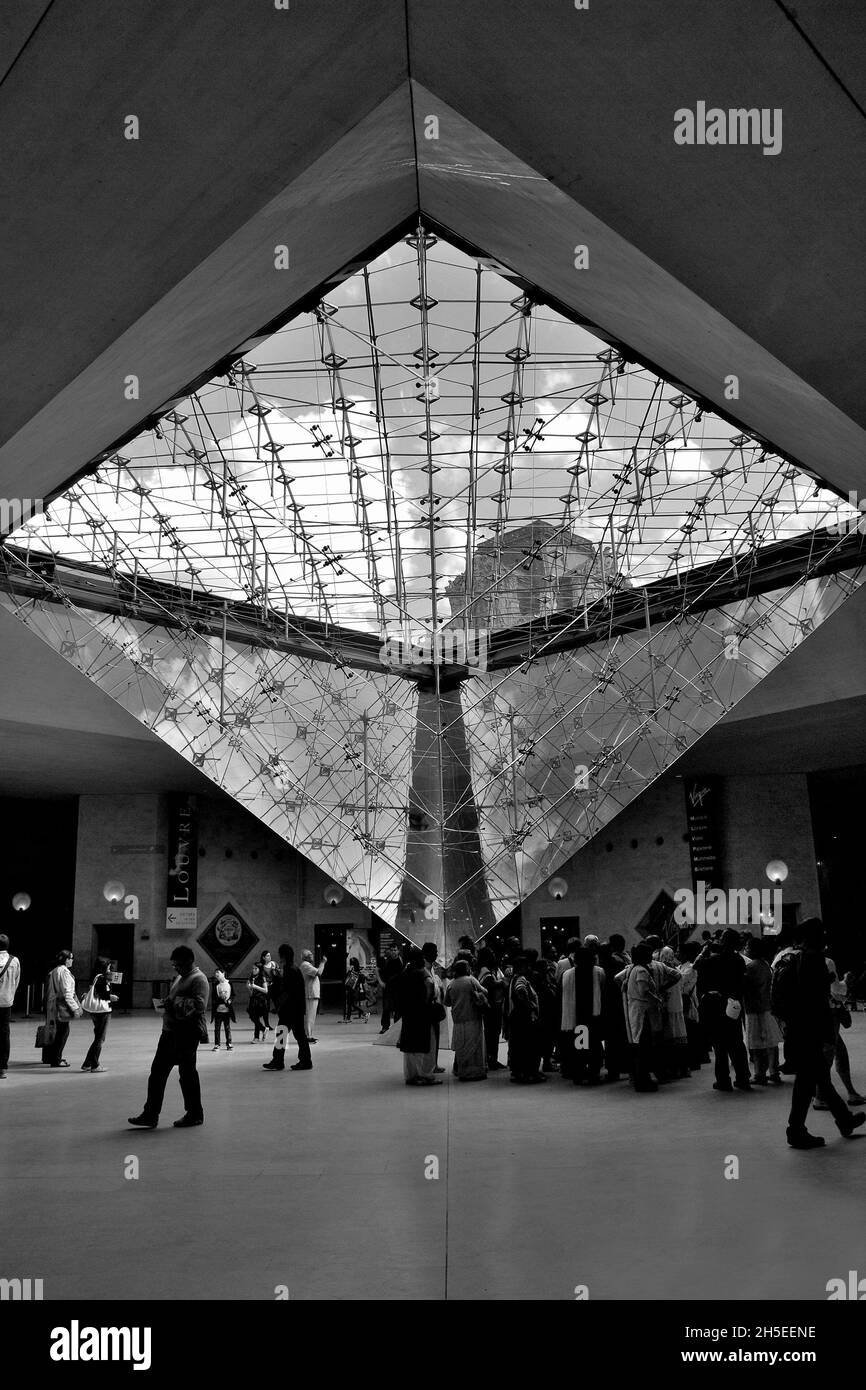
[128,945,209,1128]
[263,944,312,1072]
[378,947,404,1032]
[782,918,865,1149]
[695,927,751,1092]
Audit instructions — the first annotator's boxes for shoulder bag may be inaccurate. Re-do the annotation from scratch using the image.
[81,977,111,1014]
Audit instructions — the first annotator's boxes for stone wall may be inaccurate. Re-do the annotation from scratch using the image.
[517,769,820,948]
[518,775,693,949]
[72,792,378,1008]
[720,773,820,921]
[70,768,823,998]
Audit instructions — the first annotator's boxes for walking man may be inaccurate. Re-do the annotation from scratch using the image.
[775,918,866,1149]
[695,928,751,1092]
[378,946,403,1033]
[128,945,209,1128]
[263,945,312,1071]
[299,948,326,1043]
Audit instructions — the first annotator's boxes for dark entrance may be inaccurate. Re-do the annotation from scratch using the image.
[540,916,578,959]
[91,924,135,1012]
[0,797,78,995]
[480,903,523,959]
[809,767,866,972]
[314,924,351,1014]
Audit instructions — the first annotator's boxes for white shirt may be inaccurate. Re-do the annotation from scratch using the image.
[0,951,20,1007]
[555,955,573,983]
[300,959,324,999]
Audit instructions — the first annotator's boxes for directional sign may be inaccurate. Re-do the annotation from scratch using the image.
[165,907,198,930]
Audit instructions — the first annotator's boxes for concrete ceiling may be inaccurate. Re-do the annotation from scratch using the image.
[2,0,865,504]
[412,0,866,430]
[0,606,213,796]
[2,0,865,798]
[0,0,409,444]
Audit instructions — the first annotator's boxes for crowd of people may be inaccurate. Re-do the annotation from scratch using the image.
[380,923,866,1148]
[1,918,863,1150]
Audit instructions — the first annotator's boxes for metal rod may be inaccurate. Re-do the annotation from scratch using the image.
[219,600,228,725]
[643,584,658,711]
[362,711,370,838]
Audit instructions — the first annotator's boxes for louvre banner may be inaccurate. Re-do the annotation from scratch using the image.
[166,794,198,929]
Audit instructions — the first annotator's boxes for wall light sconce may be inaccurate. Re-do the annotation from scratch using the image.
[11,892,31,911]
[103,880,126,904]
[548,877,568,901]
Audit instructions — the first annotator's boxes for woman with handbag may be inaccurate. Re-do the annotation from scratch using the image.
[80,957,119,1072]
[42,949,83,1067]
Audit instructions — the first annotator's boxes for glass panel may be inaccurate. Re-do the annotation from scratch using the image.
[4,231,862,950]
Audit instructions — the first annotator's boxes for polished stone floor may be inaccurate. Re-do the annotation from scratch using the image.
[2,1011,865,1300]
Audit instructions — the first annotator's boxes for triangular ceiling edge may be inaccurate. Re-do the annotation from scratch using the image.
[3,82,865,513]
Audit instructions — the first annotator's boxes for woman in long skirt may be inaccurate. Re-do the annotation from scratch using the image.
[397,949,440,1086]
[445,962,488,1081]
[743,937,783,1084]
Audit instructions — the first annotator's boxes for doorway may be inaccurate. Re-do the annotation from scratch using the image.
[91,924,135,1012]
[540,916,578,959]
[0,797,78,992]
[809,767,866,971]
[314,924,350,1014]
[480,903,523,959]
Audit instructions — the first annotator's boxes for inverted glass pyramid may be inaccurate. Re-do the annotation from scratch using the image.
[2,230,862,950]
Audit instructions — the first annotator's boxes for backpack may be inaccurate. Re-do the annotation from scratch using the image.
[770,950,801,1023]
